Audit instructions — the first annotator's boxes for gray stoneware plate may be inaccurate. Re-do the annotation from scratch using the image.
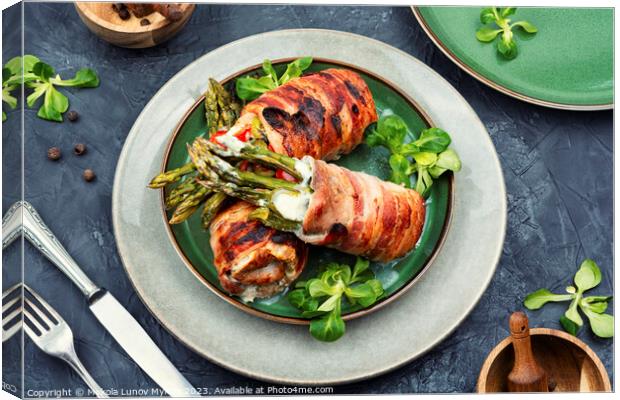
[112,29,507,385]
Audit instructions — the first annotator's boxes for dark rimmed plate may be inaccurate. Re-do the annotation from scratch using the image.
[160,58,454,324]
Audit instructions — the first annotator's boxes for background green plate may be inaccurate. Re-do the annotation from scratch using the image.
[414,7,613,110]
[162,60,452,322]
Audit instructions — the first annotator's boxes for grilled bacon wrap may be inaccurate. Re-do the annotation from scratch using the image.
[241,68,377,160]
[209,69,377,299]
[210,201,307,300]
[297,159,426,262]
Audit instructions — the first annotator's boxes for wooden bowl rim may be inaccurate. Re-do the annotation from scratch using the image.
[477,327,611,393]
[75,2,195,33]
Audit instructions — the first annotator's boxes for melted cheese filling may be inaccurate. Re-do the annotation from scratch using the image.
[272,157,314,222]
[272,189,311,222]
[216,132,314,223]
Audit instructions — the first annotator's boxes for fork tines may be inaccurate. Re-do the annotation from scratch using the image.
[2,283,22,342]
[22,285,61,338]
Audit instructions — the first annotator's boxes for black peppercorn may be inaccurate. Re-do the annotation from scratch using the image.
[140,18,150,26]
[66,110,79,122]
[47,147,61,161]
[83,169,96,182]
[118,7,130,20]
[74,143,87,156]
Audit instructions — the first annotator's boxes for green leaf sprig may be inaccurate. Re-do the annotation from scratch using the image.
[235,57,312,101]
[288,257,384,342]
[2,55,99,122]
[476,7,537,60]
[366,114,461,196]
[524,259,613,338]
[2,68,17,122]
[0,56,36,122]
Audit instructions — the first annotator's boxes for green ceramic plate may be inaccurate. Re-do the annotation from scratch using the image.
[161,59,453,323]
[414,7,613,110]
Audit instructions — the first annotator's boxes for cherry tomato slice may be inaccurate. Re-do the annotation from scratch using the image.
[234,128,251,142]
[209,129,228,145]
[275,169,297,183]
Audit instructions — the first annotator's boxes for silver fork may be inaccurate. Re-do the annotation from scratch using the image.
[3,283,22,342]
[23,285,109,398]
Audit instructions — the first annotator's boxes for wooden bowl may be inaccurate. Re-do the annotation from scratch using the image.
[75,2,195,48]
[477,328,611,393]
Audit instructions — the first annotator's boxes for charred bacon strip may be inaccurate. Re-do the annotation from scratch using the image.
[242,68,377,160]
[298,160,425,262]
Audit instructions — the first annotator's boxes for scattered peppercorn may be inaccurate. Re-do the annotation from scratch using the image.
[111,3,121,12]
[83,169,96,182]
[66,110,79,122]
[73,143,87,156]
[118,7,130,20]
[47,147,61,161]
[140,18,151,26]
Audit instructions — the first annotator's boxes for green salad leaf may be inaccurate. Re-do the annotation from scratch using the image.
[366,114,461,196]
[476,7,537,60]
[288,257,384,342]
[523,259,613,338]
[236,57,313,101]
[2,67,17,122]
[2,54,100,122]
[523,288,573,309]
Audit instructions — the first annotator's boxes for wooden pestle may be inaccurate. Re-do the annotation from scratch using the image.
[507,311,549,392]
[125,3,184,21]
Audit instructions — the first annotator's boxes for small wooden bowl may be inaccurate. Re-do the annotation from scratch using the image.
[75,2,195,48]
[478,328,610,393]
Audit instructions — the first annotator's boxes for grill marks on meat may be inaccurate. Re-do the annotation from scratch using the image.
[298,159,426,262]
[243,68,377,161]
[210,202,307,298]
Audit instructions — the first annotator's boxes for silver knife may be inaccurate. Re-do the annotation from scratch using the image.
[3,201,197,397]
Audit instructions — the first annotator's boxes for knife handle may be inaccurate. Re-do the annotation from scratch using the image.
[16,201,100,299]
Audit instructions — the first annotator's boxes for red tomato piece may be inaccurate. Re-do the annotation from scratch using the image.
[275,169,297,183]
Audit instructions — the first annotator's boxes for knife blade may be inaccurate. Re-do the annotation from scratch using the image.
[89,292,196,397]
[3,201,197,397]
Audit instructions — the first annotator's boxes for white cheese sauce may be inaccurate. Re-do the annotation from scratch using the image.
[271,189,311,222]
[216,133,247,154]
[295,157,313,187]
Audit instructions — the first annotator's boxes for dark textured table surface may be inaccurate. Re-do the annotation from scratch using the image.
[2,3,613,395]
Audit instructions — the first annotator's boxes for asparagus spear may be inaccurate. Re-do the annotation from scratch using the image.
[148,77,242,227]
[189,136,313,227]
[169,185,210,224]
[196,178,273,208]
[200,138,302,180]
[165,177,199,209]
[148,162,196,188]
[248,207,301,232]
[151,78,240,190]
[188,138,299,191]
[201,192,227,229]
[205,78,241,135]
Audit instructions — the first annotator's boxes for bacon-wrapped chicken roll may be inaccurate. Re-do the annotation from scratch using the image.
[231,68,377,160]
[205,69,378,299]
[209,201,307,300]
[296,159,425,262]
[189,137,426,263]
